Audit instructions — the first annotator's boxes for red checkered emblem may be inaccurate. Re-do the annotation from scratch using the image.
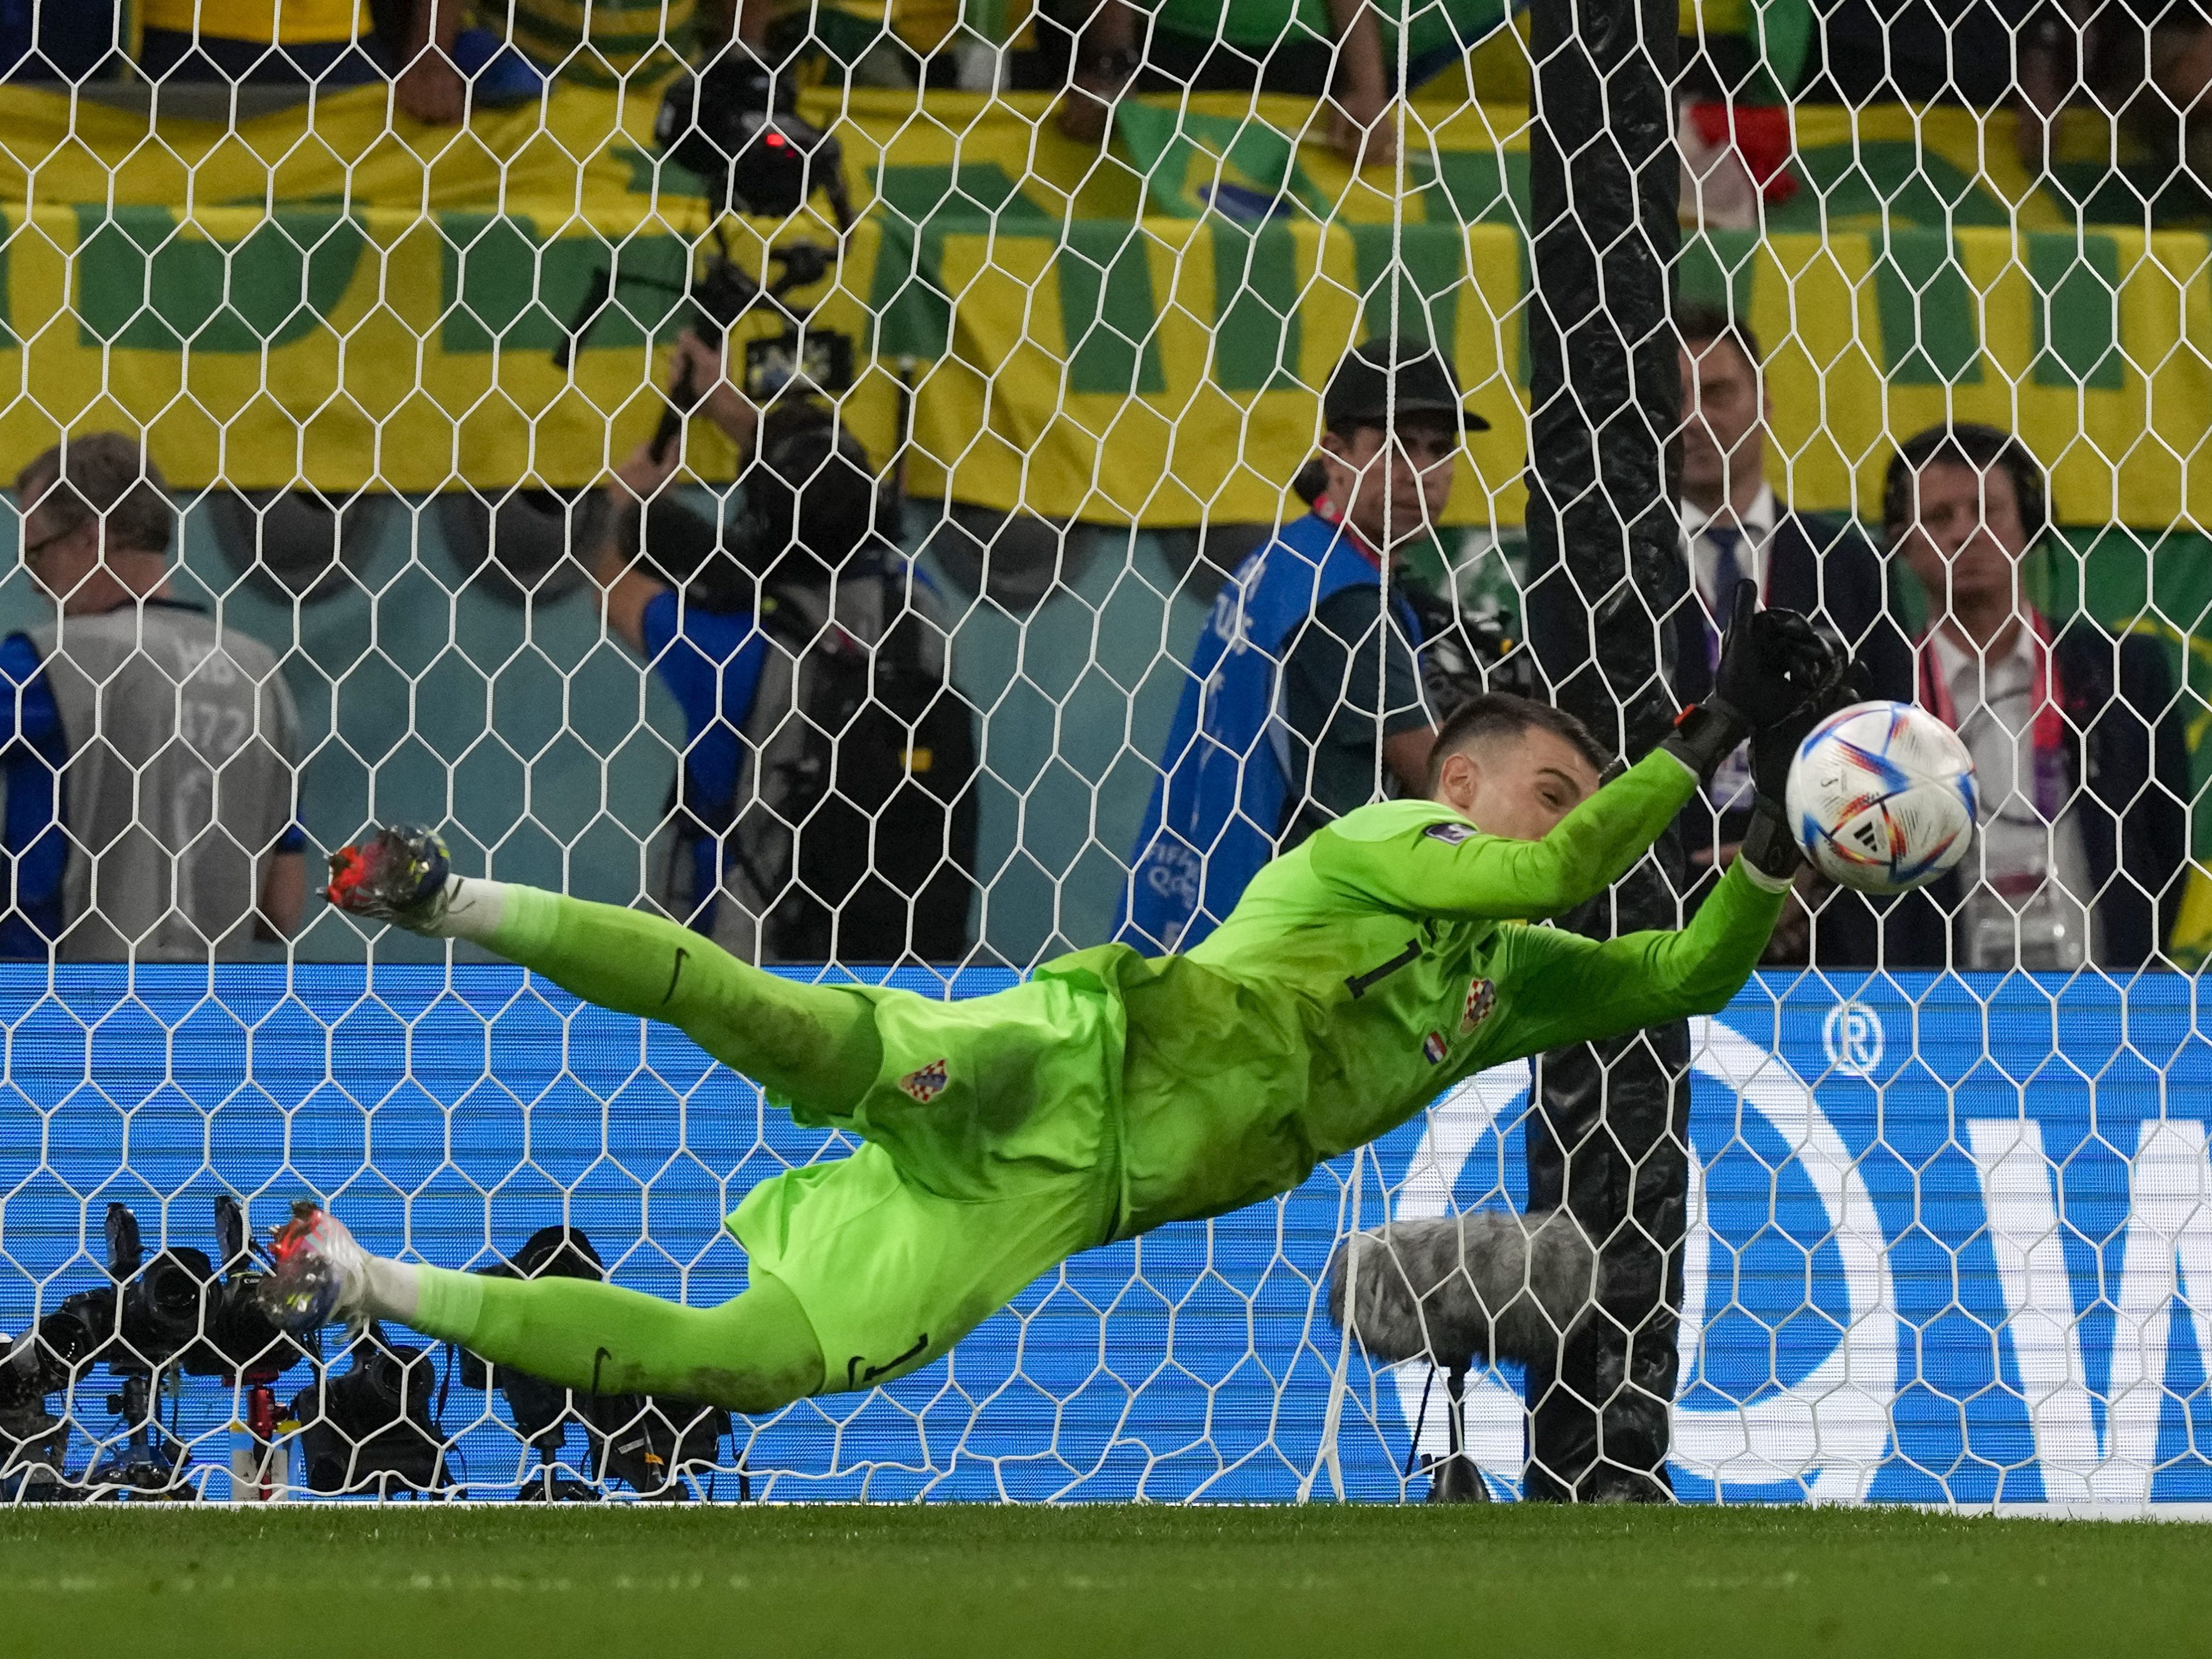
[900,1059,950,1102]
[1461,977,1497,1034]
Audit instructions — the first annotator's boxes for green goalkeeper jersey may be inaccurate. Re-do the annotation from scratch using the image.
[1065,748,1786,1239]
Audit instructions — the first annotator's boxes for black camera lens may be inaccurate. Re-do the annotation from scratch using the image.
[36,1291,113,1370]
[655,59,837,221]
[119,1249,213,1361]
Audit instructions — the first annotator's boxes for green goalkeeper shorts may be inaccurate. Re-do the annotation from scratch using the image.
[724,956,1129,1395]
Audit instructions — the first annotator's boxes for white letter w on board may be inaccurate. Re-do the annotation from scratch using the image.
[1968,1117,2212,1505]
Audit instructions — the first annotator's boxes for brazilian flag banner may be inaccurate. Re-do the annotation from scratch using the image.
[0,83,2201,536]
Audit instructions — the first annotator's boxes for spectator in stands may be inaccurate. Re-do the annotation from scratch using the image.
[0,9,134,83]
[1797,0,2212,188]
[6,435,305,961]
[431,0,707,89]
[1122,336,1476,952]
[144,1,384,99]
[589,334,979,965]
[140,0,546,123]
[1883,422,2189,969]
[1056,0,1514,164]
[1671,302,1914,963]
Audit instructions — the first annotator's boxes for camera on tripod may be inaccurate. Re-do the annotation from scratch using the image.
[653,50,852,231]
[288,1321,450,1497]
[0,1330,69,1501]
[456,1226,734,1501]
[557,50,859,458]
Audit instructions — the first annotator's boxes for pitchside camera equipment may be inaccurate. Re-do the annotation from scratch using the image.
[457,1226,736,1500]
[557,51,857,461]
[13,1199,311,1382]
[288,1322,451,1496]
[653,52,852,228]
[1329,1210,1597,1503]
[1406,586,1536,706]
[1285,463,1526,706]
[0,1199,318,1497]
[0,1331,69,1501]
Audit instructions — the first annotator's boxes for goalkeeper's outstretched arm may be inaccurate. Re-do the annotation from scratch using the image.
[1490,855,1789,1060]
[1308,587,1846,928]
[1309,744,1702,924]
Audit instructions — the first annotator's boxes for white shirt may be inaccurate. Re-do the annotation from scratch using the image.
[1926,621,2099,966]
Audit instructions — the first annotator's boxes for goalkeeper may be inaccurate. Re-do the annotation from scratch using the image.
[266,585,1843,1414]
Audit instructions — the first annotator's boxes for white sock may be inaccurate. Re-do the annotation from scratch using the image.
[359,1256,423,1322]
[421,875,509,945]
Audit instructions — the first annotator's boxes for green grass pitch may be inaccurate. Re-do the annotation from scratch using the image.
[6,1504,2209,1658]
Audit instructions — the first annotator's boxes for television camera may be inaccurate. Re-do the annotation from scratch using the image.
[557,51,859,463]
[287,1321,451,1498]
[456,1226,735,1501]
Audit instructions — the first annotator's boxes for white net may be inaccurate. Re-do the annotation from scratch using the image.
[0,0,2208,1508]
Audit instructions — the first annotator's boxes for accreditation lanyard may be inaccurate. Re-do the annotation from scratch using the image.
[1918,613,2068,823]
[1311,493,1385,571]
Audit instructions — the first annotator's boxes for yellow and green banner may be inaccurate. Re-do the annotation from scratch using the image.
[0,83,2201,530]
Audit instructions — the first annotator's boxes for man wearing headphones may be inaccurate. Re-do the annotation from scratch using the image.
[593,333,978,965]
[1883,421,2189,969]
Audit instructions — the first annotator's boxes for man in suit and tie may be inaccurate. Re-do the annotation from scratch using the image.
[1880,422,2189,971]
[1672,302,1916,964]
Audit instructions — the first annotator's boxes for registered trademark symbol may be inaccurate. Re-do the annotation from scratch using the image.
[1823,1000,1884,1076]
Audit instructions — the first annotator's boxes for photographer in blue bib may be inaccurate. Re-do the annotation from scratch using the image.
[1123,336,1488,953]
[589,333,979,966]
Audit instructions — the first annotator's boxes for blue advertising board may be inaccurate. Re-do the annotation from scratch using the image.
[1,966,2208,1508]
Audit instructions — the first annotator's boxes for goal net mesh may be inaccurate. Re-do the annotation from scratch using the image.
[0,0,2209,1506]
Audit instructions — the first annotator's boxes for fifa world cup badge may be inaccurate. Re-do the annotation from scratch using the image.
[900,1059,950,1102]
[1461,977,1497,1034]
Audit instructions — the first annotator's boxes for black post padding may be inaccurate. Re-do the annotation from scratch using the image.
[1522,950,1693,1503]
[1519,0,1689,1503]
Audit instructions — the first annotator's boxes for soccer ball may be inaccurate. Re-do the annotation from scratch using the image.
[1785,701,1979,895]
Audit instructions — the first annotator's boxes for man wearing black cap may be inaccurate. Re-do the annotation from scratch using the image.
[1123,336,1488,952]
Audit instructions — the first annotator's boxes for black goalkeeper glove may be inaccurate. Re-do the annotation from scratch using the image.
[1749,650,1861,804]
[1738,650,1864,884]
[1663,579,1841,784]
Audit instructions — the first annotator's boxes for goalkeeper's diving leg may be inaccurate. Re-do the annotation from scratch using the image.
[269,1208,830,1413]
[266,824,1114,1414]
[261,823,896,1411]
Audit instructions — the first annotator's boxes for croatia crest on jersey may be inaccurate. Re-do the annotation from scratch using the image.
[1461,977,1497,1033]
[900,1059,949,1102]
